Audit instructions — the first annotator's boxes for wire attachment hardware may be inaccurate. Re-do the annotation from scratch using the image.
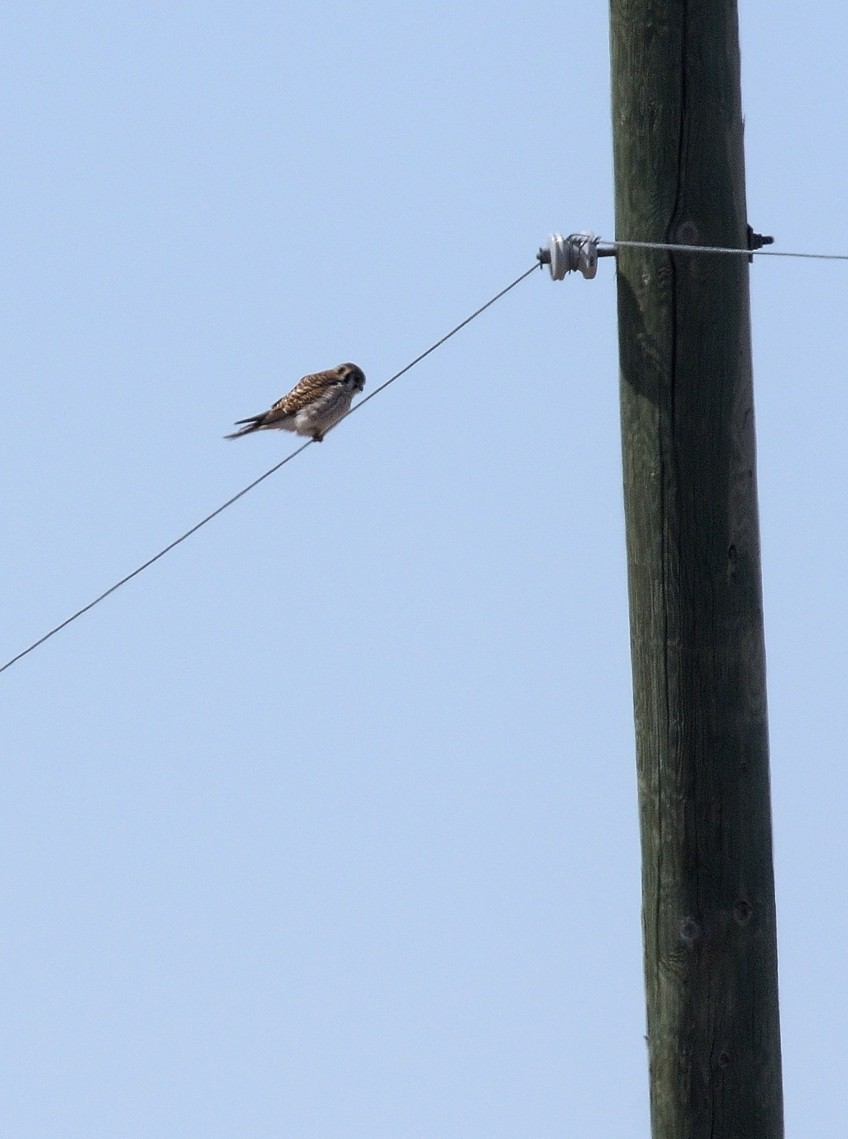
[538,232,600,280]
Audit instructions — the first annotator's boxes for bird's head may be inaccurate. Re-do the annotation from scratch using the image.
[337,363,366,393]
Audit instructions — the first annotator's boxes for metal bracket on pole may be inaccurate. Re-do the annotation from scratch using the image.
[537,232,602,280]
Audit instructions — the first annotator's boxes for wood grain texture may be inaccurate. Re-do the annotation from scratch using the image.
[610,3,784,1135]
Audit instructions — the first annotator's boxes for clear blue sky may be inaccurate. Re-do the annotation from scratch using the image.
[3,3,847,1135]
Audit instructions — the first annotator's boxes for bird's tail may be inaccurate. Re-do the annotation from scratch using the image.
[224,415,266,439]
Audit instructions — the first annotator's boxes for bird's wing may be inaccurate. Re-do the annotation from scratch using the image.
[228,367,345,434]
[272,368,341,415]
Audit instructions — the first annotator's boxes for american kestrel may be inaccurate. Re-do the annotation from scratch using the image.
[225,362,366,441]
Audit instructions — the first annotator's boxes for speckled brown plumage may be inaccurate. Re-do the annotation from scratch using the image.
[226,363,366,441]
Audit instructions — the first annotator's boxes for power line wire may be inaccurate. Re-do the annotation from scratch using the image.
[6,232,847,678]
[602,238,848,261]
[342,263,539,421]
[0,262,539,676]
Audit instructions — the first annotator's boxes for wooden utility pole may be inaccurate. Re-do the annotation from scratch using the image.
[609,3,784,1136]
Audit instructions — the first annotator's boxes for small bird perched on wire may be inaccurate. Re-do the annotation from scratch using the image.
[225,362,366,441]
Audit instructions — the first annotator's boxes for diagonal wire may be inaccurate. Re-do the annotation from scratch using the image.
[0,262,540,676]
[0,441,314,676]
[337,263,540,423]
